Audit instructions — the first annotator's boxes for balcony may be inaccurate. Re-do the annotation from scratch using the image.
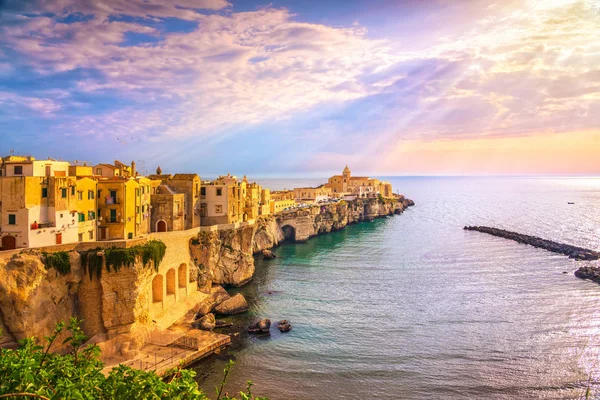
[105,197,120,205]
[30,222,55,230]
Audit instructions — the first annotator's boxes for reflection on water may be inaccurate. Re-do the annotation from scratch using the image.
[194,177,600,399]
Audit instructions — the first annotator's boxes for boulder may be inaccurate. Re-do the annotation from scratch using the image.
[248,318,271,334]
[214,293,249,315]
[277,319,292,333]
[192,313,216,331]
[262,250,276,259]
[194,302,213,319]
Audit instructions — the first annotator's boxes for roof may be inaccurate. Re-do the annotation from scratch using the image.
[171,173,199,180]
[147,174,173,181]
[156,184,176,195]
[349,176,370,180]
[94,163,118,170]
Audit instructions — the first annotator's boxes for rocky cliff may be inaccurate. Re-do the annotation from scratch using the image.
[0,197,414,348]
[190,197,414,287]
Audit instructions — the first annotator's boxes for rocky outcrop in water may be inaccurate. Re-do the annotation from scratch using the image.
[248,318,271,334]
[214,293,249,315]
[575,266,600,284]
[464,226,600,261]
[277,320,292,333]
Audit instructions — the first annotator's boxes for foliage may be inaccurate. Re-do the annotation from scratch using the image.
[0,320,267,400]
[79,240,166,281]
[191,238,200,246]
[80,249,103,281]
[41,251,71,275]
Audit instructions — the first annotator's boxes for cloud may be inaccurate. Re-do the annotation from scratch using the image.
[0,0,599,174]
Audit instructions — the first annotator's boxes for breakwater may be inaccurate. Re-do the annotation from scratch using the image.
[464,226,600,260]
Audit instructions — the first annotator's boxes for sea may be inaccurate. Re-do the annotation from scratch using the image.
[193,176,600,399]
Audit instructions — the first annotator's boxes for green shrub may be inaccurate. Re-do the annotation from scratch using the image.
[0,319,266,400]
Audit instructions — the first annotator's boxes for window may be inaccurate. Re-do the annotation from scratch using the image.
[78,213,85,222]
[61,188,67,198]
[216,188,222,196]
[88,190,94,200]
[141,186,145,194]
[200,187,206,196]
[215,204,223,213]
[88,211,95,220]
[110,209,117,223]
[97,190,101,198]
[136,206,140,214]
[8,214,16,225]
[14,166,22,175]
[96,168,102,175]
[136,188,140,197]
[141,205,145,213]
[88,231,94,240]
[77,191,83,201]
[42,188,48,198]
[78,233,83,242]
[71,186,75,196]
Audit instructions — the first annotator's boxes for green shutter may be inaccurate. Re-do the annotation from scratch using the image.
[8,214,16,225]
[41,188,48,198]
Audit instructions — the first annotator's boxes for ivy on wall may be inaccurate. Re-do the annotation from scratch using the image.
[79,240,167,281]
[42,251,71,275]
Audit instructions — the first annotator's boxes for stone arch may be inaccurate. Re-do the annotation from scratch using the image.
[152,274,163,303]
[178,263,187,288]
[281,224,296,242]
[166,268,176,295]
[157,220,167,232]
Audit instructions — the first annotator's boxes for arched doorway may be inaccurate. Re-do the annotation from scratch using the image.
[152,274,163,303]
[1,236,16,250]
[157,220,167,232]
[281,225,296,242]
[166,268,176,296]
[178,264,187,288]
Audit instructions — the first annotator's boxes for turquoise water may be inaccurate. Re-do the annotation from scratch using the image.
[194,177,600,399]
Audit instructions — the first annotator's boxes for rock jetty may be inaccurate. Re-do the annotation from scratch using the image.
[464,226,600,261]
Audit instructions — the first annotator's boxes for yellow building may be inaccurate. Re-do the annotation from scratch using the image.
[75,177,98,242]
[270,190,297,214]
[259,188,271,216]
[0,175,79,249]
[96,177,151,241]
[293,186,332,203]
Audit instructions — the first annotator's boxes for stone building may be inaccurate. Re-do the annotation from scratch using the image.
[270,190,297,213]
[325,165,394,198]
[147,171,201,231]
[150,184,186,232]
[293,186,332,203]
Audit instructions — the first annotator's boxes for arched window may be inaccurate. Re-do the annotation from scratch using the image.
[166,269,176,295]
[152,275,163,303]
[178,264,187,288]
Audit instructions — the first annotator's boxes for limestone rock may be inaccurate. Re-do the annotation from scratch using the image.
[277,319,292,333]
[214,293,249,315]
[248,318,271,334]
[192,313,216,331]
[262,250,276,259]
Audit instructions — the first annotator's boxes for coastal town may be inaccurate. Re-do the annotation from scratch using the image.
[0,156,397,251]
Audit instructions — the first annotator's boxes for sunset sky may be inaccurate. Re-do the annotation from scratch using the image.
[0,0,599,176]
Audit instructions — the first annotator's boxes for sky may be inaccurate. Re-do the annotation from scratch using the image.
[0,0,599,177]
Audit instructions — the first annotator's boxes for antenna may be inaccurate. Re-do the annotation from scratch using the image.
[136,160,147,176]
